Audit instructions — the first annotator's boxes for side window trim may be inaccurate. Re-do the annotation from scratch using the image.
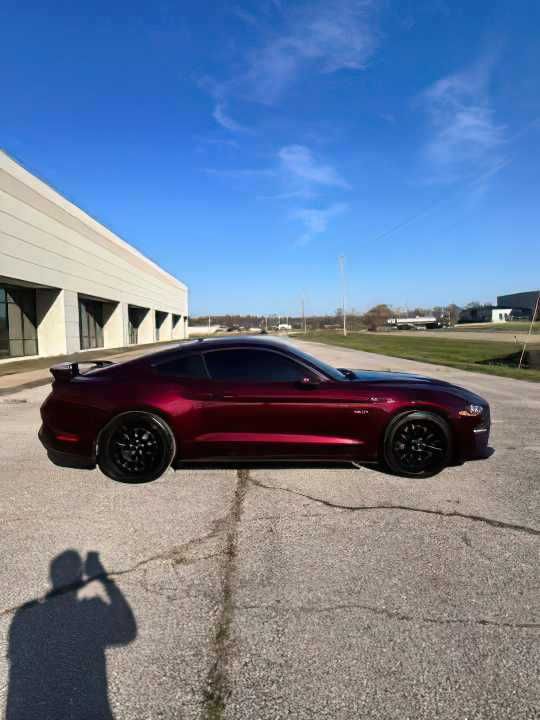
[201,347,325,383]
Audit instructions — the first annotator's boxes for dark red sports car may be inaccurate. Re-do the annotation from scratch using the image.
[39,336,491,482]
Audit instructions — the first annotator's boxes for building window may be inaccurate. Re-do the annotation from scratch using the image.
[0,285,38,357]
[129,321,137,345]
[155,311,167,341]
[0,288,8,357]
[79,298,104,350]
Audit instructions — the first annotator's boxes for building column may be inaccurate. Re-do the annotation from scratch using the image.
[174,315,187,340]
[36,288,80,356]
[160,313,173,341]
[103,301,128,348]
[138,308,155,344]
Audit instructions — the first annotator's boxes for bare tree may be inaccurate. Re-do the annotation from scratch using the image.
[361,304,393,331]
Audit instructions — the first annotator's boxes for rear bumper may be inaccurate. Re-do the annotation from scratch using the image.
[39,425,96,470]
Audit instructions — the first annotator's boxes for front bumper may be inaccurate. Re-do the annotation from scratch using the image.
[456,405,491,460]
[467,425,491,458]
[39,425,96,470]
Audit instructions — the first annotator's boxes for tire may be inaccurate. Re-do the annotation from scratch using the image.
[97,411,176,483]
[383,411,451,478]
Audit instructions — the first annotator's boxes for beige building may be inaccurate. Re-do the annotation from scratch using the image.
[0,150,188,360]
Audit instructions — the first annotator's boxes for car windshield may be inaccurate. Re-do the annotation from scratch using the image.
[284,344,348,381]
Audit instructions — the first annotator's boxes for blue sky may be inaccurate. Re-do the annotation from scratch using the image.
[2,0,539,316]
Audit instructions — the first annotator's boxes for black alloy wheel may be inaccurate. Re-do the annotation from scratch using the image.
[97,411,175,483]
[383,411,451,478]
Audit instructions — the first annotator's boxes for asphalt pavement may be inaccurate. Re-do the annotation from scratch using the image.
[0,339,538,719]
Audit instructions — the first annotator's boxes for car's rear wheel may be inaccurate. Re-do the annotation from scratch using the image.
[97,411,175,483]
[383,411,451,478]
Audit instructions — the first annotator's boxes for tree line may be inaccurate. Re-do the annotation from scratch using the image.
[190,304,464,332]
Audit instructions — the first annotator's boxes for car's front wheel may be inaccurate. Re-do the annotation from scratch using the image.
[383,411,451,478]
[97,411,176,483]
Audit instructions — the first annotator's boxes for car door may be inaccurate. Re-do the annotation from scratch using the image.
[194,347,372,459]
[150,351,217,458]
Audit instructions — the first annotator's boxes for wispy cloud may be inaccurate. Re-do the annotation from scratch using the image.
[292,202,349,244]
[205,143,350,244]
[231,6,260,28]
[279,145,351,189]
[421,61,505,181]
[212,103,252,133]
[258,189,316,201]
[203,0,380,123]
[244,0,380,104]
[203,167,275,179]
[200,1,381,147]
[195,136,240,151]
[208,144,349,193]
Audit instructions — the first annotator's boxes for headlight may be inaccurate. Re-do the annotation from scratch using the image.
[459,404,484,417]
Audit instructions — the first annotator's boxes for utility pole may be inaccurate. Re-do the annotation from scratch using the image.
[208,315,211,330]
[301,297,306,333]
[519,293,540,369]
[339,255,347,336]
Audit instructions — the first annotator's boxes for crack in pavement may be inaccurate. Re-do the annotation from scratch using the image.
[235,601,539,630]
[4,467,536,717]
[248,476,540,537]
[0,525,228,619]
[203,468,249,720]
[247,511,326,523]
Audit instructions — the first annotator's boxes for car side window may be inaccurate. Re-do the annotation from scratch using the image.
[203,348,314,383]
[155,353,208,379]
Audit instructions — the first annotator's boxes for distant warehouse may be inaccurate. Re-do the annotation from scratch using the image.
[0,151,188,360]
[497,291,540,320]
[458,290,540,324]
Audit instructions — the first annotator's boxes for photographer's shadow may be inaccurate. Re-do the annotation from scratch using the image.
[7,550,137,720]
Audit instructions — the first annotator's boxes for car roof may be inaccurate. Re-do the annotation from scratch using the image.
[191,335,289,350]
[144,335,294,364]
[86,336,299,377]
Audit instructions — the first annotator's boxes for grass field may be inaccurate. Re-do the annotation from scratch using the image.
[297,332,540,382]
[452,322,540,333]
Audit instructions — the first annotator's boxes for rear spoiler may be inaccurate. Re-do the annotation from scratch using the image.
[50,360,114,382]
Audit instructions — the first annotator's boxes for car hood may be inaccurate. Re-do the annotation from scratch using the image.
[348,370,486,403]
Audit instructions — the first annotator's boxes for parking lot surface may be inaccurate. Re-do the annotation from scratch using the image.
[0,339,538,719]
